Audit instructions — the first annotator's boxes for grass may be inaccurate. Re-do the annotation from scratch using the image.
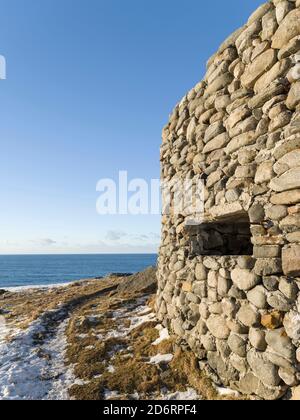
[0,269,246,400]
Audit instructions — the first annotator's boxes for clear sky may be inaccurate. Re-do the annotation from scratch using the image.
[0,0,263,254]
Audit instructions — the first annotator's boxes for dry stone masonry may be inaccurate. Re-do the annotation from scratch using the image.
[156,0,300,400]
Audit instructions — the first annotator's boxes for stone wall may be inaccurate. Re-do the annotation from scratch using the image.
[156,0,300,399]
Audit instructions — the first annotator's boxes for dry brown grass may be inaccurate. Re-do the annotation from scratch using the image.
[0,270,245,401]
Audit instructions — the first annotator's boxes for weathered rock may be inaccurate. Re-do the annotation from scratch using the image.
[265,205,287,221]
[182,282,192,293]
[203,257,220,271]
[287,231,300,243]
[261,311,284,330]
[237,256,255,270]
[204,121,225,144]
[248,80,287,110]
[217,276,232,297]
[201,334,216,352]
[231,268,260,291]
[267,291,292,312]
[195,263,207,281]
[254,58,291,94]
[210,202,244,219]
[261,10,278,42]
[247,349,281,387]
[280,214,300,231]
[272,9,300,49]
[254,259,282,276]
[237,304,260,327]
[241,49,277,89]
[255,161,275,184]
[249,328,267,351]
[278,35,300,60]
[283,311,300,341]
[207,351,239,384]
[232,372,260,396]
[225,131,257,154]
[279,277,298,300]
[247,286,267,309]
[207,270,218,288]
[278,368,297,387]
[228,333,247,357]
[229,353,248,375]
[273,137,300,161]
[282,246,300,276]
[199,302,209,320]
[204,72,234,97]
[203,132,229,154]
[249,204,265,223]
[206,315,230,340]
[256,382,286,400]
[266,328,295,360]
[172,319,185,336]
[270,168,300,192]
[263,276,279,292]
[291,386,300,401]
[254,245,281,259]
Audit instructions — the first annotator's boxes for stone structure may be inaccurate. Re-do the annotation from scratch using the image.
[156,0,300,400]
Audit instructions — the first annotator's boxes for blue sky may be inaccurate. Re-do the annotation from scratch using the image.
[0,0,263,254]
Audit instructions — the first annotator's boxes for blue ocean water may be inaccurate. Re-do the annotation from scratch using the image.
[0,254,157,288]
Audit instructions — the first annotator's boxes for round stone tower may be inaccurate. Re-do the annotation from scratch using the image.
[156,0,300,400]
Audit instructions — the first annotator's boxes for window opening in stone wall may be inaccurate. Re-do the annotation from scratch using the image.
[188,214,253,257]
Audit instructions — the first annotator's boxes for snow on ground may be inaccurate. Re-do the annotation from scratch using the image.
[215,386,239,398]
[0,295,208,401]
[2,283,72,293]
[107,365,116,374]
[149,354,174,365]
[161,388,201,401]
[0,307,79,400]
[0,297,168,400]
[103,389,120,399]
[0,316,19,346]
[105,300,157,341]
[0,316,9,344]
[152,326,170,346]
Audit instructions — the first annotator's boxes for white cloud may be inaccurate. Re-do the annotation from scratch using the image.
[31,238,57,246]
[105,230,127,241]
[105,231,161,244]
[0,232,161,255]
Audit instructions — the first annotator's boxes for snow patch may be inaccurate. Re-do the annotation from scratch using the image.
[107,365,116,374]
[162,388,201,401]
[216,386,239,397]
[0,308,76,400]
[152,327,170,346]
[3,283,72,293]
[103,389,120,399]
[149,354,173,365]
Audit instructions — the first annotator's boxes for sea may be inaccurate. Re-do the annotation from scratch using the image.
[0,254,158,289]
